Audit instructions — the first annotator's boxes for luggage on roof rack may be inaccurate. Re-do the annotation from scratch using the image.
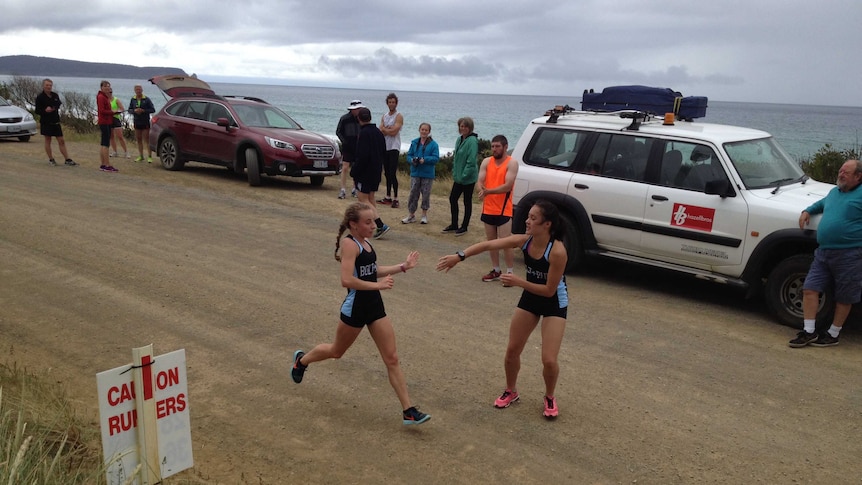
[581,85,707,121]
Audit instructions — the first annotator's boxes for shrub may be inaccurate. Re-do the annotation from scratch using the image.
[800,144,861,183]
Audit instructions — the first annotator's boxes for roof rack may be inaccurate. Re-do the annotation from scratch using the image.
[175,92,224,100]
[223,95,270,104]
[543,105,654,130]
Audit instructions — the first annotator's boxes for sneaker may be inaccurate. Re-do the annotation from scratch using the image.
[64,159,77,166]
[391,200,400,209]
[810,333,840,347]
[494,389,519,408]
[338,188,346,199]
[107,166,119,172]
[135,156,145,162]
[99,165,108,171]
[373,224,391,239]
[402,406,431,426]
[543,396,559,419]
[455,227,468,237]
[420,216,428,225]
[109,152,118,157]
[402,215,416,224]
[788,331,819,348]
[147,156,153,164]
[482,270,502,282]
[291,350,307,383]
[441,225,458,233]
[48,158,57,166]
[378,197,393,205]
[351,188,357,198]
[124,152,131,159]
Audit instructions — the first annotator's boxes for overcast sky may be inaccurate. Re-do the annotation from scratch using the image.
[2,0,859,106]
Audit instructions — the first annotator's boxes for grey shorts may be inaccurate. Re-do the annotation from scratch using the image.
[803,247,862,304]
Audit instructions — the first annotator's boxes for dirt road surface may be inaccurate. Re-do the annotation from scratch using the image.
[1,139,860,484]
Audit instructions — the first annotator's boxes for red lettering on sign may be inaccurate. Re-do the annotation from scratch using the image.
[108,409,138,436]
[156,367,180,390]
[670,203,715,232]
[156,394,187,418]
[107,383,135,406]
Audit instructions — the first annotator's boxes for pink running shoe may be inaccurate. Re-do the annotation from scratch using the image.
[494,389,519,408]
[542,396,559,419]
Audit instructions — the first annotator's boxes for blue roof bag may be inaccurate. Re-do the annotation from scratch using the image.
[581,85,707,120]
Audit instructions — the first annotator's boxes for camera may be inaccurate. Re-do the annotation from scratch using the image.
[412,157,421,166]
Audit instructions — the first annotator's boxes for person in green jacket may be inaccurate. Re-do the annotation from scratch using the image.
[444,117,479,236]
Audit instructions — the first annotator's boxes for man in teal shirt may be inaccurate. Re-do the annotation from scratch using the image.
[790,159,862,347]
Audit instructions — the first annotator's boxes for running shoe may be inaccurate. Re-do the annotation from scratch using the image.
[147,156,153,164]
[391,200,400,209]
[99,165,108,171]
[106,166,119,172]
[542,396,559,419]
[377,197,393,205]
[810,333,840,347]
[402,215,416,224]
[402,406,431,425]
[64,159,77,166]
[788,331,819,348]
[420,216,428,224]
[338,188,346,199]
[48,158,57,166]
[482,270,502,282]
[373,224,391,239]
[291,350,307,383]
[494,389,519,408]
[455,227,468,237]
[124,152,131,159]
[351,188,357,197]
[109,152,118,157]
[441,225,458,233]
[135,156,145,162]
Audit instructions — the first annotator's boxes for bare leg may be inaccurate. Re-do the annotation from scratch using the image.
[503,308,540,392]
[484,223,500,268]
[57,137,70,160]
[367,317,412,410]
[802,289,819,320]
[539,316,566,397]
[43,136,54,160]
[301,321,363,365]
[832,302,852,328]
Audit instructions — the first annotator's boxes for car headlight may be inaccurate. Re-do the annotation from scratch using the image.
[265,136,297,151]
[24,113,34,121]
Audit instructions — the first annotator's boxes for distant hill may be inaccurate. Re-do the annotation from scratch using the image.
[0,55,187,79]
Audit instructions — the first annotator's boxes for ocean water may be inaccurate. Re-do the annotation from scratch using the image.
[5,75,860,160]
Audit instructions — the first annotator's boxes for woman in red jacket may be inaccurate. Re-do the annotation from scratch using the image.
[96,80,118,172]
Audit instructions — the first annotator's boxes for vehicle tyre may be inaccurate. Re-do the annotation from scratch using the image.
[309,175,325,187]
[559,211,584,272]
[765,254,833,329]
[246,148,261,186]
[18,135,30,142]
[158,136,185,171]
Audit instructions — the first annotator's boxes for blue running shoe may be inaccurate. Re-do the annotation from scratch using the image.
[291,350,307,383]
[402,406,431,425]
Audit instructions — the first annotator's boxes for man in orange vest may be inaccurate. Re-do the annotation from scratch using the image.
[477,135,520,283]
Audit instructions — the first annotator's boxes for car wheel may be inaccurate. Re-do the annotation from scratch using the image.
[158,136,185,171]
[765,254,833,328]
[246,148,261,186]
[559,211,584,272]
[309,175,325,187]
[18,135,30,142]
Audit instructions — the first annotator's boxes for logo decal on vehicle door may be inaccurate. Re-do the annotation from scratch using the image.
[671,203,715,232]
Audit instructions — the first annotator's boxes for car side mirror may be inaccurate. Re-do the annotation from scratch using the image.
[704,179,734,198]
[217,117,231,130]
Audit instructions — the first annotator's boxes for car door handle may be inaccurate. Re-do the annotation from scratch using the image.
[573,183,589,190]
[651,195,669,201]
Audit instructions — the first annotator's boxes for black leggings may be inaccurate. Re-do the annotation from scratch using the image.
[383,150,399,197]
[448,182,475,229]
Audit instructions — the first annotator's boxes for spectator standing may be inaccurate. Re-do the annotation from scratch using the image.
[108,89,129,158]
[96,80,118,172]
[291,202,431,426]
[789,159,862,348]
[34,78,76,166]
[443,117,479,236]
[378,93,404,208]
[477,135,519,283]
[336,100,363,199]
[129,85,155,163]
[352,107,391,239]
[401,123,439,225]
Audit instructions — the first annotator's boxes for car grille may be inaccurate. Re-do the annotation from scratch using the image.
[0,117,23,123]
[301,144,335,160]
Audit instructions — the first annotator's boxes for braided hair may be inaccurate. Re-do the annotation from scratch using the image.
[335,202,372,261]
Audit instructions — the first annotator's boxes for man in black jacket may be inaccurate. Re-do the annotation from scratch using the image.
[352,107,390,239]
[34,78,76,166]
[336,100,363,198]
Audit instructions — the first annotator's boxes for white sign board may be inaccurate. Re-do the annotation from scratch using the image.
[96,349,193,485]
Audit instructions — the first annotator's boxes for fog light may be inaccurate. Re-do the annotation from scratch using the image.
[278,163,288,173]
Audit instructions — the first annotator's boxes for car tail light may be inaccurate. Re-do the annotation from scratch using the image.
[151,115,159,124]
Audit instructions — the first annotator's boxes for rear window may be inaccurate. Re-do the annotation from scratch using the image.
[522,127,589,169]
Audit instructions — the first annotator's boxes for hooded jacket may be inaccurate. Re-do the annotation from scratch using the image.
[452,132,478,184]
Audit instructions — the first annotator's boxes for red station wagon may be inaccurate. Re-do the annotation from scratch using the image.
[148,75,340,186]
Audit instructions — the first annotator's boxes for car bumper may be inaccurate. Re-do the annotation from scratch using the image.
[266,159,340,177]
[0,122,37,138]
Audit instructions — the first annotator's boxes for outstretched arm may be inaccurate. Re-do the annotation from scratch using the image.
[437,234,529,272]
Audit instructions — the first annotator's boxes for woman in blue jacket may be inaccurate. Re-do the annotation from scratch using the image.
[401,123,440,225]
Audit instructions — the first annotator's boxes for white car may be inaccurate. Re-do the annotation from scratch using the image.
[0,96,37,142]
[511,101,835,327]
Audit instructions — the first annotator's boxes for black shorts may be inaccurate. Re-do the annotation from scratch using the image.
[40,123,63,137]
[100,124,112,147]
[134,120,151,130]
[355,180,380,194]
[481,214,511,226]
[517,291,568,319]
[112,118,122,128]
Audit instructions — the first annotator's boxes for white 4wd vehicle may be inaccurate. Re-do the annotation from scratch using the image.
[511,105,835,327]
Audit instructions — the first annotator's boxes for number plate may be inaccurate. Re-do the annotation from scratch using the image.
[313,160,328,168]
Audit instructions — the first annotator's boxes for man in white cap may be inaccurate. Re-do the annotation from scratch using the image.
[336,100,364,198]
